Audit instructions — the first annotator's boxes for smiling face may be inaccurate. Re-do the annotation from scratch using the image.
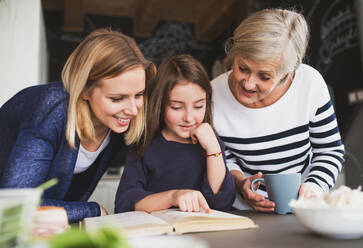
[162,81,207,144]
[228,56,290,108]
[83,66,146,134]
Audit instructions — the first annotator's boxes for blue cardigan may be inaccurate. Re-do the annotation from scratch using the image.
[0,82,125,223]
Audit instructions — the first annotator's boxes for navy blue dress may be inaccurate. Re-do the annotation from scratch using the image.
[0,82,125,223]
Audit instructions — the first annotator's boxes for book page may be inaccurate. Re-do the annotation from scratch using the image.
[151,209,257,234]
[151,209,249,225]
[83,211,173,237]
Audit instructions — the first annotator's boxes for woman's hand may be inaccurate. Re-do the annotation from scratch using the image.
[298,183,317,199]
[190,123,220,155]
[171,190,211,213]
[233,171,275,212]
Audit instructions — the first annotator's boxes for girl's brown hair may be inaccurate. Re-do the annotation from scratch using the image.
[141,54,211,155]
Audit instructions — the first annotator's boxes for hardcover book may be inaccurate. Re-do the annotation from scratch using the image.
[82,208,257,237]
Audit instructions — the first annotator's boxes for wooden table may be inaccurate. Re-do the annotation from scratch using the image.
[187,211,363,248]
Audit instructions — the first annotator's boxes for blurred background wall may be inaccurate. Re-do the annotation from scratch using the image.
[0,0,48,106]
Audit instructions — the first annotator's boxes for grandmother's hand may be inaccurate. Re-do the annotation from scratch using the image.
[298,183,317,199]
[235,172,275,212]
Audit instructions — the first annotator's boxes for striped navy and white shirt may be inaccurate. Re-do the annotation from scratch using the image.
[211,64,345,209]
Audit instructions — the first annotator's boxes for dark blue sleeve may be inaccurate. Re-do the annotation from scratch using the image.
[200,138,236,211]
[114,149,154,213]
[0,129,101,223]
[0,86,64,188]
[42,199,100,223]
[0,129,55,188]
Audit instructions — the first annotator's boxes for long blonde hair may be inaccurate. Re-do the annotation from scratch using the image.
[225,8,309,76]
[62,28,156,148]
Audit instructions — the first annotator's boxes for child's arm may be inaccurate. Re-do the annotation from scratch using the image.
[114,149,154,213]
[135,189,211,213]
[190,123,226,194]
[115,148,211,213]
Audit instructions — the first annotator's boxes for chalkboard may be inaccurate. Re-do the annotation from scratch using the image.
[304,0,363,188]
[304,0,363,135]
[270,0,363,134]
[313,1,358,73]
[343,102,363,188]
[268,0,363,188]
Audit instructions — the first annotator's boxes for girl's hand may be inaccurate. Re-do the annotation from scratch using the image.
[237,172,275,212]
[100,205,108,216]
[298,183,317,199]
[190,123,220,154]
[171,189,211,213]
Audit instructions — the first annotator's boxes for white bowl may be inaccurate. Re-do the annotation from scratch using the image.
[292,206,363,239]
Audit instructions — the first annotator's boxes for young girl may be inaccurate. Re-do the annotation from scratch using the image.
[114,54,235,213]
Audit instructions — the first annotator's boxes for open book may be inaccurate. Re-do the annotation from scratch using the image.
[82,209,257,237]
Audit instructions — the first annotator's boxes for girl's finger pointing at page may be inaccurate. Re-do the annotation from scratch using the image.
[179,201,187,212]
[192,198,200,212]
[199,196,211,213]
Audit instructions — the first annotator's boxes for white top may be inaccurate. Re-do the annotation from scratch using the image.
[211,64,345,209]
[74,131,111,174]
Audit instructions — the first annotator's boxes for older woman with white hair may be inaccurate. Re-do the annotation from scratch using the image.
[211,8,345,212]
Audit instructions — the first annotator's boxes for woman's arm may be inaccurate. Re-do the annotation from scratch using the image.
[43,199,101,223]
[303,72,345,196]
[0,128,105,223]
[0,129,56,188]
[305,98,345,195]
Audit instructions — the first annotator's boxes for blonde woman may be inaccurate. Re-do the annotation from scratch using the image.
[211,9,345,212]
[0,29,155,223]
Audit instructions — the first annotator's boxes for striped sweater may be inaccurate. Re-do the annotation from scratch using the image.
[211,64,345,208]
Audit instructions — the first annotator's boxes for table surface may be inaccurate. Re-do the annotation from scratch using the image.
[187,211,363,248]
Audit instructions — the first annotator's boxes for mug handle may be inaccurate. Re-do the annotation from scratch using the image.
[250,178,264,193]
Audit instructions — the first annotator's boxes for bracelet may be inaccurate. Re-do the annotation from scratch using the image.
[206,151,222,157]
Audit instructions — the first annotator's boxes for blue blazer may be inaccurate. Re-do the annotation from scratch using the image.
[0,82,125,223]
